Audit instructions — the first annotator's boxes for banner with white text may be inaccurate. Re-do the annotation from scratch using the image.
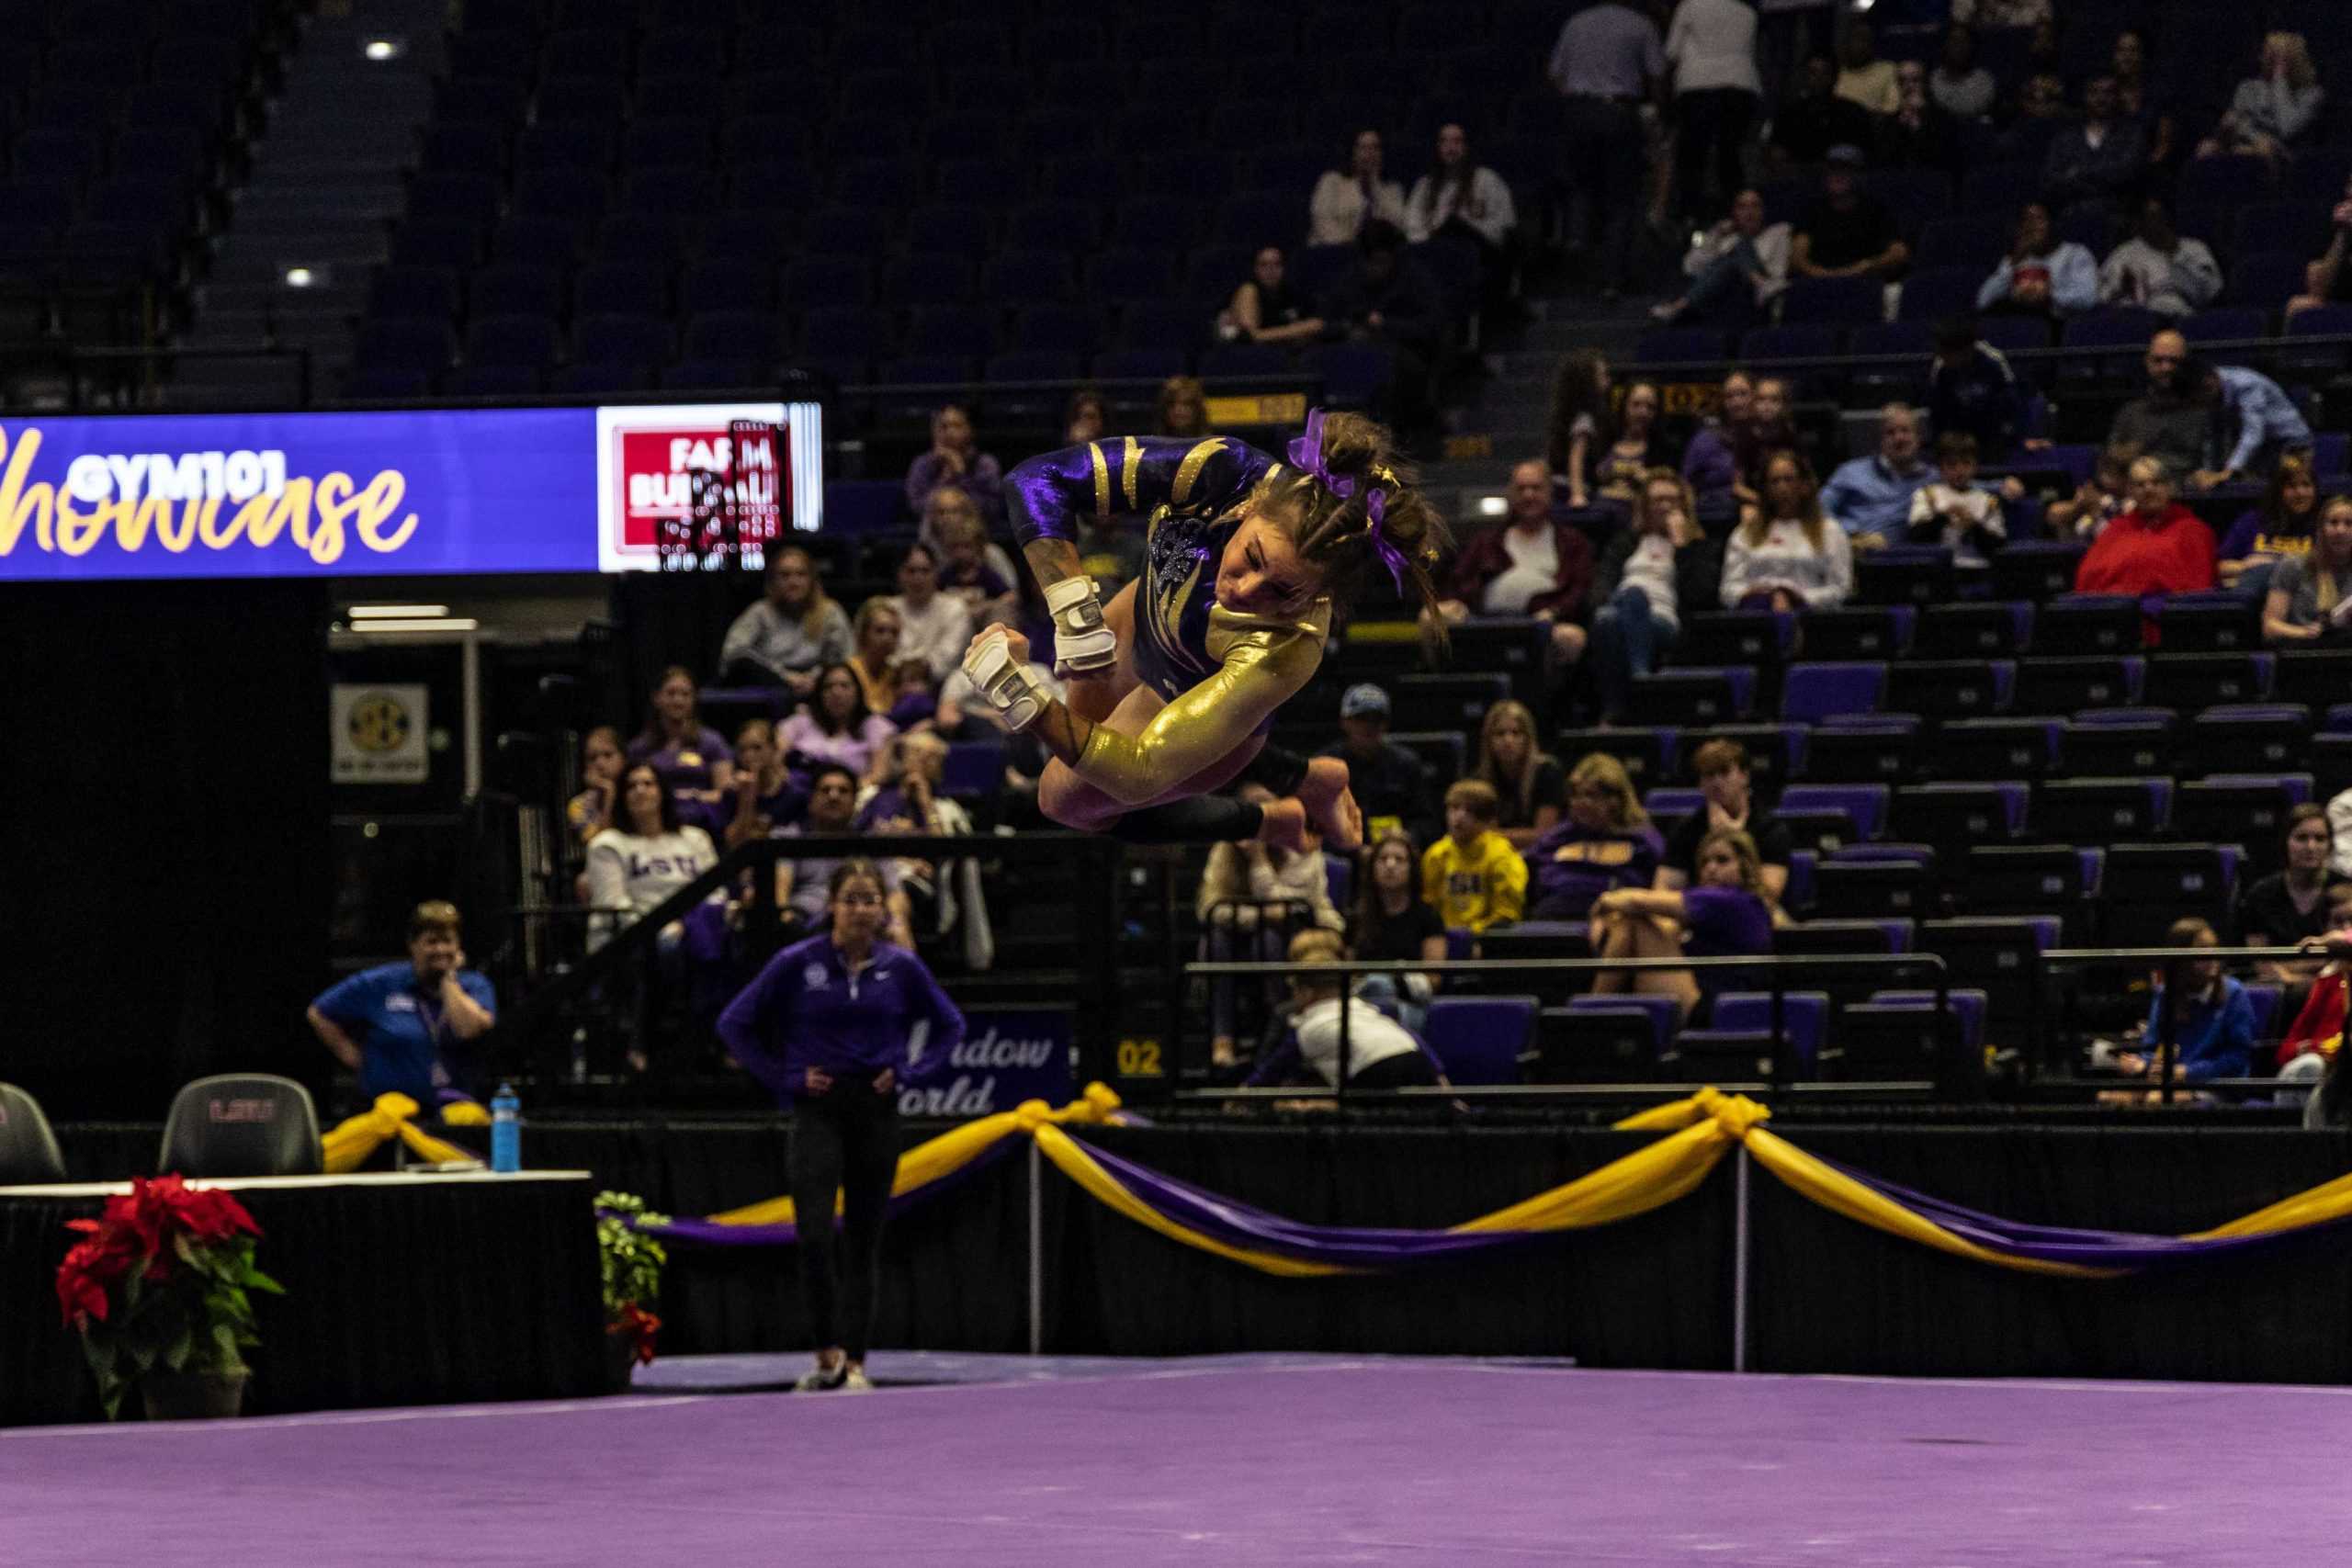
[0,400,822,581]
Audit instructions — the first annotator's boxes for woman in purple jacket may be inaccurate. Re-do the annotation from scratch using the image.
[717,858,966,1393]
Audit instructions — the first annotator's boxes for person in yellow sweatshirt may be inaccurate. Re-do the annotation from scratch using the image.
[1420,779,1527,932]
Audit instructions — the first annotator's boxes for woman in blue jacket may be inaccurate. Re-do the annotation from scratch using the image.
[718,858,966,1393]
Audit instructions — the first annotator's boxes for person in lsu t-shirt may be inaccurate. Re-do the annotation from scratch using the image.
[1420,779,1526,932]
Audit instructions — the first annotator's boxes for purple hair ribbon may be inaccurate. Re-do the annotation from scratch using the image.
[1287,407,1409,592]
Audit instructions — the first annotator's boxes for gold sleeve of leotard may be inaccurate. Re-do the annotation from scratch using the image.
[1075,612,1327,806]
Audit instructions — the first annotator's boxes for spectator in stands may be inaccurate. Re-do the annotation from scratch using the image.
[2109,30,2177,172]
[1470,700,1565,852]
[1525,753,1665,920]
[717,858,958,1395]
[1591,827,1777,1023]
[2193,360,2312,491]
[772,765,913,949]
[1877,61,1962,176]
[720,547,852,697]
[1321,219,1450,435]
[780,663,898,786]
[1725,448,1855,608]
[2218,455,2319,597]
[2099,197,2222,320]
[857,731,989,972]
[1659,741,1792,903]
[2041,76,2147,209]
[1591,468,1724,723]
[1996,72,2069,166]
[1546,348,1613,508]
[1929,23,1996,121]
[903,403,1003,521]
[1404,123,1520,321]
[1351,829,1448,1031]
[1421,778,1526,933]
[845,598,905,716]
[1790,144,1909,285]
[2238,805,2349,980]
[1433,459,1595,664]
[886,544,974,686]
[1156,375,1211,438]
[1549,0,1666,299]
[1821,404,1932,549]
[1309,128,1408,247]
[2109,918,2256,1093]
[1651,188,1791,326]
[2262,496,2352,646]
[1768,53,1877,174]
[1597,382,1671,502]
[2285,906,2352,1108]
[719,718,804,850]
[567,725,625,853]
[2107,329,2211,479]
[2075,456,2216,596]
[628,665,735,811]
[1736,375,1801,499]
[1245,928,1444,1091]
[1908,431,2024,566]
[924,491,1019,623]
[1320,682,1438,842]
[1831,17,1896,117]
[308,900,494,1113]
[2287,178,2352,319]
[1219,246,1324,348]
[1064,388,1105,445]
[1665,0,1762,221]
[1199,782,1346,1066]
[2196,32,2324,166]
[1975,202,2098,321]
[585,762,720,952]
[1928,318,2029,460]
[1681,368,1755,502]
[2045,440,2139,540]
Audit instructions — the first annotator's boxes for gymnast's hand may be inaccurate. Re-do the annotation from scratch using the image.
[961,625,1055,733]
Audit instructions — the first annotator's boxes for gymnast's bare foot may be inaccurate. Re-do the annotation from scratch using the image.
[1296,756,1363,852]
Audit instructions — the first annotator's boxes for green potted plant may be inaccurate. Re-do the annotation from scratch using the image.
[55,1175,283,1420]
[595,1190,668,1391]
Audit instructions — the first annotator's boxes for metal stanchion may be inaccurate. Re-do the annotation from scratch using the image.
[1733,1146,1751,1375]
[1027,1137,1044,1357]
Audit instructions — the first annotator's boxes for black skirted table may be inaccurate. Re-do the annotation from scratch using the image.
[0,1170,606,1427]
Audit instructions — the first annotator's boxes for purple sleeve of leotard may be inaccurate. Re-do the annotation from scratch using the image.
[1005,437,1276,547]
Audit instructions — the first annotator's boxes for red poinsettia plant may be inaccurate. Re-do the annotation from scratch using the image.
[56,1175,284,1419]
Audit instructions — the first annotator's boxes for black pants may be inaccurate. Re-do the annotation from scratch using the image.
[1349,1050,1439,1089]
[788,1080,900,1361]
[1559,96,1646,290]
[1675,88,1756,220]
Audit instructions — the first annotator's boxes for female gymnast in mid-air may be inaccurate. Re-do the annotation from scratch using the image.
[959,409,1450,850]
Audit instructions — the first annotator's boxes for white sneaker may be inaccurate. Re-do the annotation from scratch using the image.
[793,1362,847,1393]
[840,1367,874,1393]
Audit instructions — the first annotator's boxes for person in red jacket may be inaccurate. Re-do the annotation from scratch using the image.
[1429,458,1594,662]
[2075,456,2217,598]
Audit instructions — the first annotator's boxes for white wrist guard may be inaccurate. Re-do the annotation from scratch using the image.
[1046,576,1118,676]
[961,636,1055,732]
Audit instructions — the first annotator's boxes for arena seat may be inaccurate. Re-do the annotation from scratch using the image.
[2099,844,2241,945]
[1630,668,1755,727]
[0,1083,67,1185]
[1536,996,1680,1082]
[1673,611,1795,669]
[1831,988,1990,1083]
[1888,782,2029,870]
[2034,777,2173,844]
[1673,992,1831,1078]
[157,1074,322,1179]
[1781,661,1883,725]
[1883,659,2014,721]
[1799,716,1917,785]
[1936,717,2062,780]
[1810,856,1937,920]
[2184,705,2311,777]
[1797,606,1914,660]
[2016,656,2144,715]
[1913,602,2030,659]
[1422,997,1536,1085]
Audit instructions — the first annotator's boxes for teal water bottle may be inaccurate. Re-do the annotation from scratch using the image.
[491,1084,521,1173]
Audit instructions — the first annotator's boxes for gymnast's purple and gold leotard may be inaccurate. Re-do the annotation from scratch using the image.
[1006,435,1333,804]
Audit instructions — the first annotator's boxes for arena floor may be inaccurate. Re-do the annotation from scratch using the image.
[6,1353,2339,1564]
